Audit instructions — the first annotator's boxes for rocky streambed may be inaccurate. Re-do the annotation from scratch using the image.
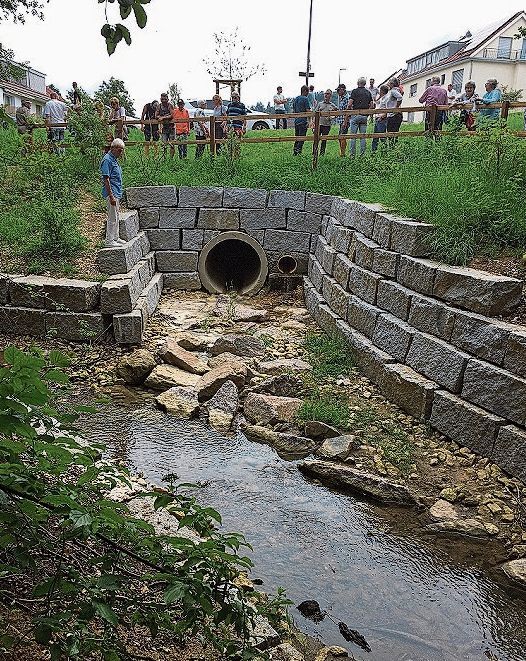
[69,288,526,659]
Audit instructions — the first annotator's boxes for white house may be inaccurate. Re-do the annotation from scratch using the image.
[388,11,526,121]
[0,55,48,118]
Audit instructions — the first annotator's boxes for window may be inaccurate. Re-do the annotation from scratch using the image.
[441,74,446,84]
[409,83,417,97]
[521,39,526,60]
[426,79,431,88]
[36,105,42,116]
[497,36,513,59]
[3,94,14,106]
[451,69,464,93]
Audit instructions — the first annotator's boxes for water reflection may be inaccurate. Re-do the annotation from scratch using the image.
[82,404,526,661]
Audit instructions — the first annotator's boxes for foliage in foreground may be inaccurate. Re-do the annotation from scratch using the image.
[0,346,287,659]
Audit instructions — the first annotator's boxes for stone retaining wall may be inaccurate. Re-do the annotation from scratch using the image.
[303,197,526,483]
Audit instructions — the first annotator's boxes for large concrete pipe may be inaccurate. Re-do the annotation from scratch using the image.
[198,231,269,295]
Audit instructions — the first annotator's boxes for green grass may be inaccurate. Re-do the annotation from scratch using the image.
[297,393,351,428]
[303,332,355,379]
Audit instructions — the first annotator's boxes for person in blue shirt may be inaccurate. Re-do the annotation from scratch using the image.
[100,138,125,248]
[477,79,502,121]
[293,85,312,155]
[226,91,247,135]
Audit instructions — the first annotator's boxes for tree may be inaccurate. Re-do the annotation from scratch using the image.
[167,82,182,105]
[94,77,135,115]
[0,43,28,83]
[501,86,523,102]
[0,0,153,54]
[47,82,61,96]
[203,28,266,84]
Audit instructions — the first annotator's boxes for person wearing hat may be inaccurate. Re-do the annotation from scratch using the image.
[16,100,32,135]
[172,99,190,159]
[336,83,350,157]
[100,138,125,248]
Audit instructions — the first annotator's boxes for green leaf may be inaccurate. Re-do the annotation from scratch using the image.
[153,493,175,510]
[43,369,69,384]
[96,574,122,591]
[101,23,113,38]
[48,351,70,368]
[117,24,132,45]
[132,1,147,28]
[69,510,92,529]
[120,4,132,18]
[164,582,186,605]
[94,601,119,626]
[34,623,52,644]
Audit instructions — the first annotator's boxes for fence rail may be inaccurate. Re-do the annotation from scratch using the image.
[34,100,526,169]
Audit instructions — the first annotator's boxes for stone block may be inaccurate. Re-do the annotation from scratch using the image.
[126,185,177,208]
[450,310,511,365]
[335,320,395,382]
[373,313,416,362]
[138,208,159,229]
[327,281,350,319]
[324,217,340,244]
[376,280,412,321]
[0,306,46,336]
[321,274,335,307]
[96,232,148,275]
[408,293,455,341]
[159,207,196,229]
[314,235,327,264]
[181,229,205,250]
[203,230,221,245]
[430,390,505,457]
[389,217,434,257]
[268,190,306,210]
[223,187,267,208]
[321,243,337,275]
[198,208,240,230]
[303,277,324,316]
[354,234,379,271]
[308,257,324,291]
[371,248,399,279]
[178,186,223,208]
[156,251,198,273]
[286,210,322,234]
[329,226,354,254]
[316,303,340,334]
[406,331,469,393]
[46,312,107,342]
[9,276,101,312]
[503,328,526,379]
[240,208,286,231]
[101,275,142,314]
[119,210,140,241]
[493,425,526,482]
[347,295,380,338]
[243,228,265,245]
[397,255,439,296]
[331,198,355,227]
[333,253,353,289]
[146,229,180,251]
[348,201,383,237]
[136,273,163,321]
[264,230,311,254]
[372,213,393,248]
[0,274,9,305]
[433,265,522,316]
[462,359,526,426]
[305,192,334,215]
[163,272,202,291]
[267,251,309,275]
[377,363,436,419]
[348,264,382,305]
[113,309,143,344]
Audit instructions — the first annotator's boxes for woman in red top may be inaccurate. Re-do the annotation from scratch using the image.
[172,99,190,159]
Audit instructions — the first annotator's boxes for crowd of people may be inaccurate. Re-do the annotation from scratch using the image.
[14,74,511,158]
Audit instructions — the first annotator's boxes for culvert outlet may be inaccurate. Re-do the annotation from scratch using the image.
[198,231,269,295]
[277,255,298,274]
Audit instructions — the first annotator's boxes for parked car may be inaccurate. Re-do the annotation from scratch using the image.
[186,101,275,130]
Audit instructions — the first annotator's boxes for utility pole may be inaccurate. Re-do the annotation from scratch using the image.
[305,0,314,87]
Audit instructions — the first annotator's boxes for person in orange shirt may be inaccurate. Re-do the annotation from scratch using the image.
[172,99,190,159]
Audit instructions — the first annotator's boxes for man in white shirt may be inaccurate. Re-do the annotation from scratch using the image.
[43,91,68,152]
[274,86,287,129]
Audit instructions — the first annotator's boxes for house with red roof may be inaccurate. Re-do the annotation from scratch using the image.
[1,52,50,118]
[388,11,526,121]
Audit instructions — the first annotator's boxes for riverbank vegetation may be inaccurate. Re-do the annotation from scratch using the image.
[0,346,289,659]
[1,115,526,274]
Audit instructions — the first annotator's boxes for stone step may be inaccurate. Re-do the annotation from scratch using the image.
[100,252,155,314]
[96,231,150,276]
[7,275,100,312]
[119,210,140,242]
[113,272,163,344]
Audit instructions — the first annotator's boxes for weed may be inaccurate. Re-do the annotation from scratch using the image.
[297,393,350,428]
[304,331,355,379]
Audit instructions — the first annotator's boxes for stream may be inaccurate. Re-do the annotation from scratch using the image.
[82,402,526,661]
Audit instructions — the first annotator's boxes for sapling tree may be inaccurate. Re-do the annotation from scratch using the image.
[204,28,266,85]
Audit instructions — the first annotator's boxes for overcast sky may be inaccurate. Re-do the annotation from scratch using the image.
[1,0,524,112]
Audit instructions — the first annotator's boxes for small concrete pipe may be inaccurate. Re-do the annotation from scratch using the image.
[198,231,269,295]
[277,255,298,275]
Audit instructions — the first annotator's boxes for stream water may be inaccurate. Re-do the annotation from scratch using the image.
[82,402,526,661]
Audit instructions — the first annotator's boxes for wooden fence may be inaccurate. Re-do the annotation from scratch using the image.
[38,100,526,169]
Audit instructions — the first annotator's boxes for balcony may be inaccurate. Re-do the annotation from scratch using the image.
[481,48,526,60]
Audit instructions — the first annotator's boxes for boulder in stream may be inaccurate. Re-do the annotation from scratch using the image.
[501,559,526,589]
[211,333,266,358]
[257,358,312,375]
[159,337,209,375]
[424,518,497,539]
[144,364,201,391]
[204,380,239,433]
[244,393,303,426]
[155,386,200,419]
[244,425,318,459]
[116,349,156,385]
[303,420,341,441]
[298,460,419,506]
[198,362,247,401]
[315,435,358,461]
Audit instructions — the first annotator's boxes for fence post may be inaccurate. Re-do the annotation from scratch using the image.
[210,115,216,157]
[501,100,510,122]
[312,110,321,170]
[427,105,437,139]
